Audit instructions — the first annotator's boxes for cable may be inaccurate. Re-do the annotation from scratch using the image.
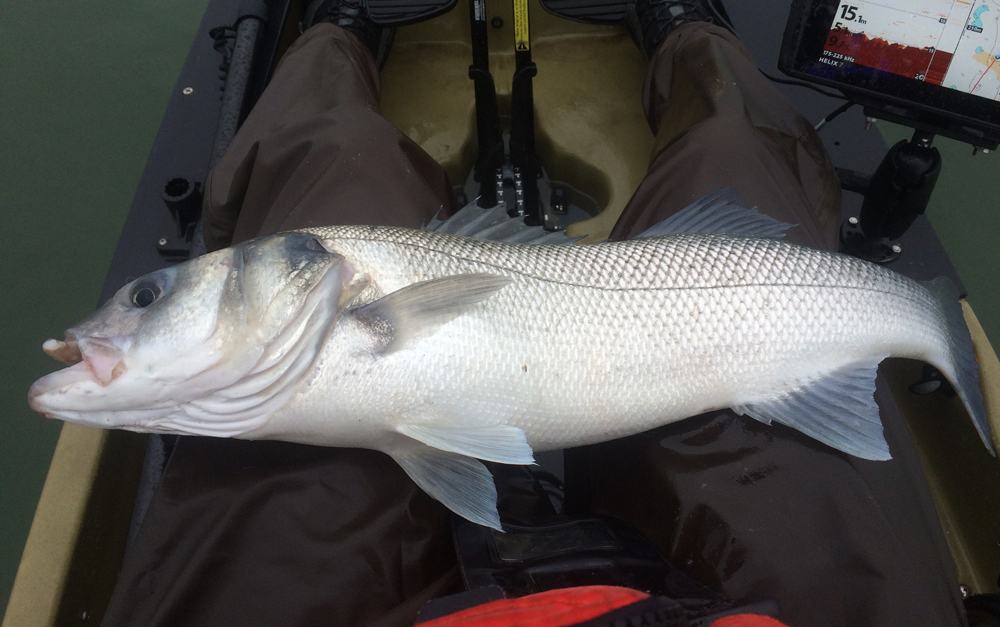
[814,100,856,131]
[758,68,849,99]
[707,0,736,31]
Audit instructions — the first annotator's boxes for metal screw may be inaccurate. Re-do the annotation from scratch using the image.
[158,238,168,246]
[891,244,902,254]
[182,87,194,95]
[864,116,875,130]
[848,216,859,226]
[491,16,503,28]
[959,584,970,599]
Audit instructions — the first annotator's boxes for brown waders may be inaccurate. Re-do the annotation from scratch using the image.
[102,22,967,627]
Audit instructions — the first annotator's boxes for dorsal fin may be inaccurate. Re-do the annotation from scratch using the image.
[635,188,794,239]
[424,200,582,244]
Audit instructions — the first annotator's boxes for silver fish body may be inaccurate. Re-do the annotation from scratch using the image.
[28,207,992,528]
[258,226,978,453]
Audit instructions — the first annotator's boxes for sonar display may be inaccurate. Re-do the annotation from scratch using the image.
[822,0,1000,101]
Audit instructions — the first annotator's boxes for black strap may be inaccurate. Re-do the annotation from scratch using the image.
[537,0,630,25]
[364,0,458,26]
[572,596,691,627]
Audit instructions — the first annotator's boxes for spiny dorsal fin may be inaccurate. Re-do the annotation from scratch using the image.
[424,200,582,244]
[635,188,794,239]
[352,274,512,353]
[733,358,891,461]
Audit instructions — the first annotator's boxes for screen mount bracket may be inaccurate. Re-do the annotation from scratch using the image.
[839,128,942,263]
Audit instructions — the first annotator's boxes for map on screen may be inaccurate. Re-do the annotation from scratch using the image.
[821,0,1000,101]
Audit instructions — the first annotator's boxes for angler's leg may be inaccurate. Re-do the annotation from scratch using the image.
[609,22,841,250]
[201,22,458,251]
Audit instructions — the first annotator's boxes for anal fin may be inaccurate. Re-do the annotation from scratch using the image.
[389,445,501,530]
[733,358,891,461]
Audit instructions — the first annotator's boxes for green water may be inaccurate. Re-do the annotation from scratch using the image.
[0,1,997,618]
[0,0,209,616]
[879,123,1000,345]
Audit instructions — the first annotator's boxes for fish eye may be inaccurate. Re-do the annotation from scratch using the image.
[130,280,162,308]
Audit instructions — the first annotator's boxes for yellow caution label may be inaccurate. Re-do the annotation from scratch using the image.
[514,0,530,51]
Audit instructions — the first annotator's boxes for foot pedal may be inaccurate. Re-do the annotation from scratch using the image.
[537,0,629,25]
[364,0,457,26]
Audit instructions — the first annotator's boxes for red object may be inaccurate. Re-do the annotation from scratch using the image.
[824,29,939,80]
[418,585,649,627]
[711,615,792,627]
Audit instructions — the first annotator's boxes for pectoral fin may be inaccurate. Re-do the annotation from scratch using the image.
[352,274,512,353]
[733,358,891,461]
[390,445,501,530]
[398,423,535,465]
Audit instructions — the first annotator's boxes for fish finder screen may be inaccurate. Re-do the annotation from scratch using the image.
[822,0,1000,101]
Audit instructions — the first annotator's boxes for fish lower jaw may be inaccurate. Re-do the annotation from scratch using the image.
[27,362,99,413]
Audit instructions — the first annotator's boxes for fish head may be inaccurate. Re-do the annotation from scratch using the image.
[28,232,354,436]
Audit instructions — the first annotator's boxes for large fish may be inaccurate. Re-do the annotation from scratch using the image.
[28,191,993,529]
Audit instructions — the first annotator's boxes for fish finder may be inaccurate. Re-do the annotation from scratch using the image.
[780,0,1000,262]
[780,0,1000,149]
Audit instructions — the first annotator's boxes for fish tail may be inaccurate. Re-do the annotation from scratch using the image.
[924,277,995,455]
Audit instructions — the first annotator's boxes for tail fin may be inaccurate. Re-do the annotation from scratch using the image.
[925,277,995,455]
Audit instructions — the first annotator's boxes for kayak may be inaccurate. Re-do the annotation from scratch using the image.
[6,0,1000,625]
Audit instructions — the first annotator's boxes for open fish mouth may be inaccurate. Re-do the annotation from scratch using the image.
[41,333,128,384]
[29,333,131,416]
